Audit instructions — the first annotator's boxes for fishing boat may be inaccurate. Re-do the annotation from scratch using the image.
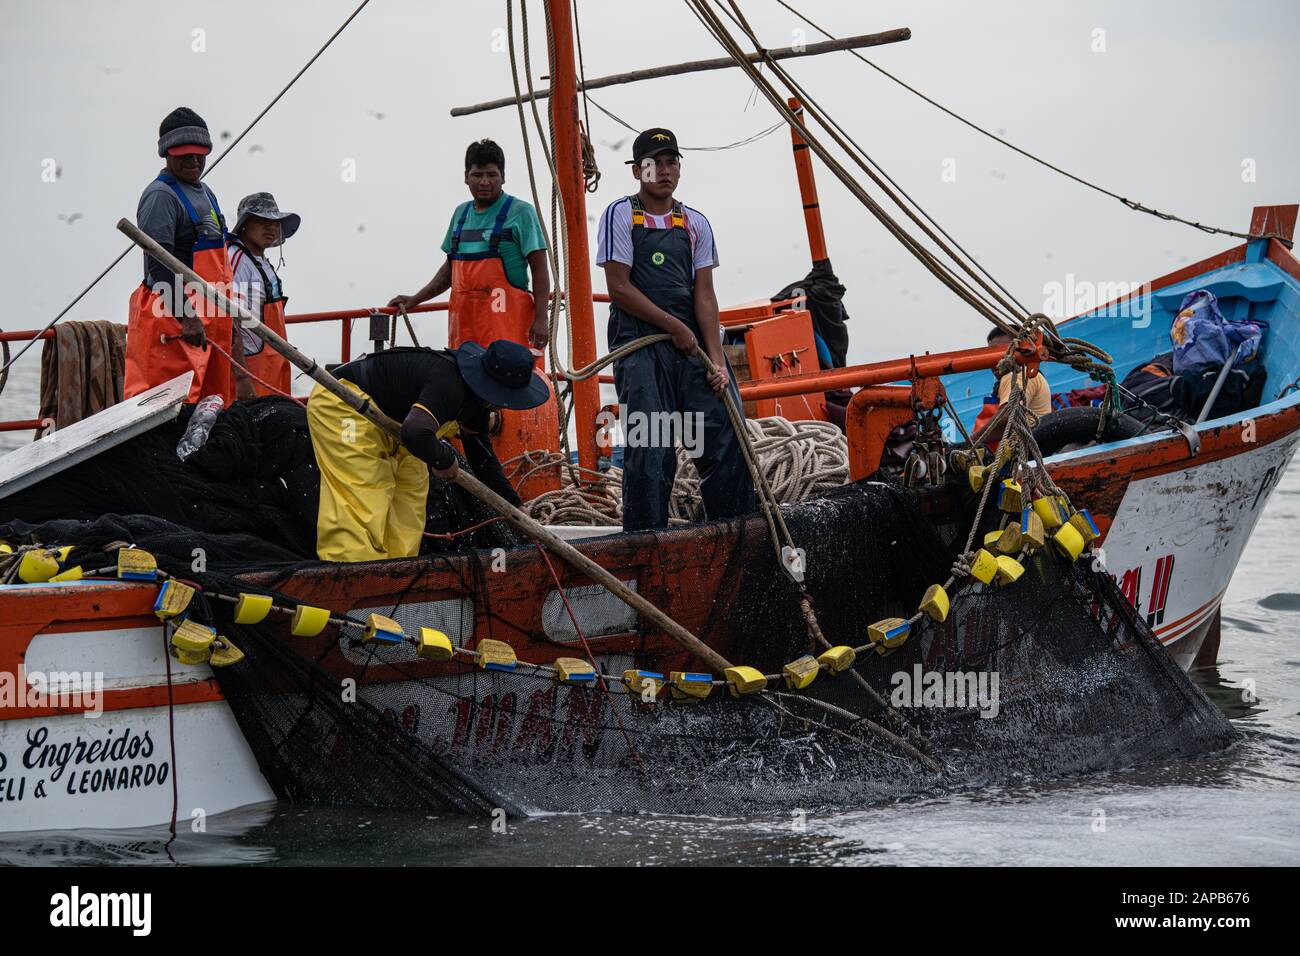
[0,2,1290,832]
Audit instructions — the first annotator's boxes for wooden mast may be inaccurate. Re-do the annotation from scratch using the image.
[546,0,600,473]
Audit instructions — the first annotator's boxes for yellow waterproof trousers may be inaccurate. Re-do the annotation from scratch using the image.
[306,381,429,562]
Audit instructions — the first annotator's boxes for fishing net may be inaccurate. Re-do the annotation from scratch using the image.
[0,396,520,556]
[2,476,1235,818]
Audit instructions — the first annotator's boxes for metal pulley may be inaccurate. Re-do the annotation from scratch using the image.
[904,407,949,488]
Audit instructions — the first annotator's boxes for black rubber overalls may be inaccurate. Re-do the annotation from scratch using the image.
[607,196,755,531]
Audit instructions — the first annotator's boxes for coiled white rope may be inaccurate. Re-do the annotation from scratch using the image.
[507,416,848,527]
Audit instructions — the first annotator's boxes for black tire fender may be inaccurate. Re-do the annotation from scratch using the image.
[1031,406,1144,457]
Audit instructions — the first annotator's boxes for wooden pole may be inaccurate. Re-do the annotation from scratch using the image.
[546,0,600,475]
[116,217,731,673]
[451,28,911,117]
[788,98,830,265]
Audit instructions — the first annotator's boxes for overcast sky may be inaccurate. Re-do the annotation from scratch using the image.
[2,0,1298,429]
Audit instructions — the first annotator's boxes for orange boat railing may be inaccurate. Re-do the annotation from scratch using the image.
[0,295,619,433]
[0,299,1006,434]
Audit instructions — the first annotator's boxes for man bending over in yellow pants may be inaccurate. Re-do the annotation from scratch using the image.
[306,339,548,562]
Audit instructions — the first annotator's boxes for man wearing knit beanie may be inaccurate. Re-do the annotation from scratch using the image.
[125,106,248,404]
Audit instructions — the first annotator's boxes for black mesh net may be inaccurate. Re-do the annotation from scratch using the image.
[1,475,1237,818]
[0,396,520,556]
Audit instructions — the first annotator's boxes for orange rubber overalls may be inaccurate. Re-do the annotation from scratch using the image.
[227,238,291,397]
[125,173,234,404]
[446,195,535,349]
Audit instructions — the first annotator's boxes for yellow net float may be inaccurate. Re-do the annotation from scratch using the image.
[50,565,84,583]
[920,583,950,623]
[817,645,856,673]
[18,550,60,583]
[869,617,911,649]
[362,613,404,645]
[724,665,768,697]
[994,555,1025,585]
[669,671,713,701]
[173,646,212,666]
[416,627,454,661]
[1053,522,1086,562]
[153,579,196,620]
[996,523,1023,555]
[624,669,665,699]
[782,655,819,690]
[997,479,1023,513]
[983,530,1002,548]
[951,447,986,474]
[209,636,245,668]
[969,548,999,584]
[1019,508,1046,551]
[1031,496,1067,530]
[476,639,517,672]
[233,593,274,625]
[1069,509,1100,545]
[170,619,216,654]
[290,605,332,637]
[968,463,988,493]
[116,547,158,581]
[554,657,598,686]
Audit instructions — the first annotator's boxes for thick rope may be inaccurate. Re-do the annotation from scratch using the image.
[511,415,848,527]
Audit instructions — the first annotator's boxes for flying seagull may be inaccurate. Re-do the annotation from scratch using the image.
[57,213,84,225]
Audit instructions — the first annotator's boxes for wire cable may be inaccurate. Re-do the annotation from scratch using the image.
[774,0,1282,243]
[0,0,376,382]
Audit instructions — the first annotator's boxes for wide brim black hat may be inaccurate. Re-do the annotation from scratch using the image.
[455,340,550,411]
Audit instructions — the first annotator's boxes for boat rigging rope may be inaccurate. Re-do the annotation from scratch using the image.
[0,0,376,384]
[706,0,1030,317]
[773,0,1289,245]
[685,0,1026,332]
[570,0,601,193]
[696,0,1132,388]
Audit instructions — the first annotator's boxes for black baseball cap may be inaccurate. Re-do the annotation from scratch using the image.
[627,128,682,165]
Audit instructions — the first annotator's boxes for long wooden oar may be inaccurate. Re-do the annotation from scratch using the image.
[117,218,730,673]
